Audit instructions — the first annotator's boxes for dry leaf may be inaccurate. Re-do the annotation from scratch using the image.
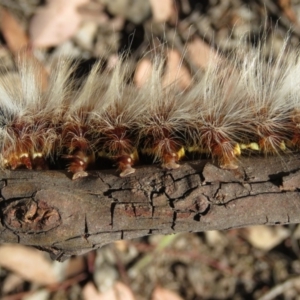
[77,1,106,23]
[152,286,184,300]
[30,0,89,47]
[0,244,58,285]
[114,240,129,252]
[74,21,98,50]
[149,0,173,23]
[134,58,153,88]
[65,256,86,279]
[0,8,29,54]
[205,230,228,248]
[162,49,192,89]
[82,282,103,300]
[246,226,290,251]
[278,0,298,24]
[0,9,49,90]
[83,281,135,300]
[187,37,220,70]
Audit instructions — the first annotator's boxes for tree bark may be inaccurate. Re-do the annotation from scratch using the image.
[1,154,300,261]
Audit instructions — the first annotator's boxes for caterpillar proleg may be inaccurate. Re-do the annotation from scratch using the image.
[1,36,300,179]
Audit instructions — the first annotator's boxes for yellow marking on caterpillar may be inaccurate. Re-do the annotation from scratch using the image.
[280,141,286,151]
[32,152,43,159]
[130,149,139,161]
[233,144,241,156]
[186,145,205,153]
[240,143,260,151]
[177,147,185,159]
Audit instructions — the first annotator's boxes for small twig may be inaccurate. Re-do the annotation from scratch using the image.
[258,276,300,300]
[2,272,88,300]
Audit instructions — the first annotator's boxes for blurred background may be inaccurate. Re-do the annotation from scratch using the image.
[1,0,300,299]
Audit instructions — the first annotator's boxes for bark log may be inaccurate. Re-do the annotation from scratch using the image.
[1,154,300,261]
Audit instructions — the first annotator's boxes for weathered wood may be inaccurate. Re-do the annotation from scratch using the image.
[0,154,300,261]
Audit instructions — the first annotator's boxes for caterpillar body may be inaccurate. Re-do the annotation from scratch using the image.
[0,38,299,179]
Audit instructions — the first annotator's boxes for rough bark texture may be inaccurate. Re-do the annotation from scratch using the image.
[1,154,300,261]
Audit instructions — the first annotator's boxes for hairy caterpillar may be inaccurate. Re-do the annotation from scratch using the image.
[0,37,299,179]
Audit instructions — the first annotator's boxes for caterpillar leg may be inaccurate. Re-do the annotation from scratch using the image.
[61,123,96,179]
[161,147,185,170]
[31,152,49,170]
[117,153,137,177]
[191,130,241,169]
[142,138,185,170]
[6,152,32,170]
[63,150,95,180]
[97,125,138,177]
[212,142,241,170]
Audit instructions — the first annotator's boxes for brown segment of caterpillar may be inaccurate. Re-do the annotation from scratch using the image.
[291,110,300,148]
[1,121,57,171]
[185,59,248,170]
[271,44,300,152]
[59,61,105,179]
[0,56,77,171]
[61,122,95,179]
[96,121,138,177]
[91,60,139,177]
[0,57,66,171]
[139,121,185,170]
[2,121,33,170]
[1,117,58,170]
[136,57,189,170]
[20,120,57,170]
[240,39,295,156]
[0,65,38,170]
